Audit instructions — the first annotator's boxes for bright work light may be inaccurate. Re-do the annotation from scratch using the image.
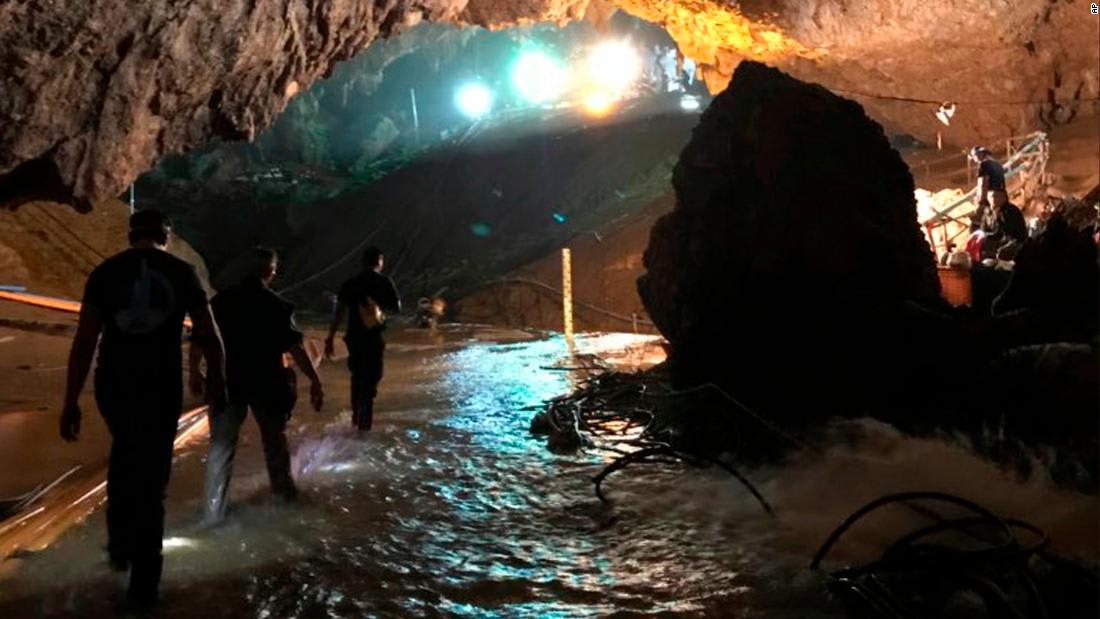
[455,82,493,119]
[587,41,641,93]
[513,50,565,104]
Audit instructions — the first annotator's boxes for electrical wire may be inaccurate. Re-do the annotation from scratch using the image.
[810,491,1015,570]
[276,219,389,295]
[591,444,775,515]
[813,491,1096,619]
[472,277,657,326]
[830,87,1100,107]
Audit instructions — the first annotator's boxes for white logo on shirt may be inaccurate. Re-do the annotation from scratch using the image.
[114,258,176,335]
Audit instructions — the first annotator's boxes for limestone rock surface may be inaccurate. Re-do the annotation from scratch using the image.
[638,61,949,415]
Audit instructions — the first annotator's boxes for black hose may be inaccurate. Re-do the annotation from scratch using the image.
[958,572,1030,619]
[592,445,774,516]
[816,492,1086,619]
[1015,569,1051,619]
[810,492,1015,570]
[828,578,908,619]
[879,516,1021,565]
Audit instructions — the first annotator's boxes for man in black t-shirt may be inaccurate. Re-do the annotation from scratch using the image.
[196,248,324,522]
[61,210,226,609]
[325,247,401,431]
[983,189,1028,260]
[970,146,1007,230]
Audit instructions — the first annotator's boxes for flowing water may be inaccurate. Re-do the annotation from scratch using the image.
[0,326,1095,617]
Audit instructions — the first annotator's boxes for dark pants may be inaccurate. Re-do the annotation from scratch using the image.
[347,334,385,430]
[203,399,297,522]
[94,372,182,603]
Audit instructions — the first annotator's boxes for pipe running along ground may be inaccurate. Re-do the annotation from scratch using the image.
[0,406,210,577]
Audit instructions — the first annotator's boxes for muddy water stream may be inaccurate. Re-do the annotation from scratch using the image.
[0,326,1094,617]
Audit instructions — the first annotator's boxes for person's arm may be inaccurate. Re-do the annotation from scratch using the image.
[385,278,402,314]
[289,343,324,411]
[325,300,346,359]
[974,175,988,207]
[969,203,984,232]
[60,305,103,441]
[282,305,322,410]
[190,304,227,408]
[188,334,205,398]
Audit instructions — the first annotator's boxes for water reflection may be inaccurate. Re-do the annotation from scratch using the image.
[0,329,1091,618]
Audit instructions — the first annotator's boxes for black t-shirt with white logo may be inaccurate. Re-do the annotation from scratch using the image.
[82,248,206,385]
[337,270,401,343]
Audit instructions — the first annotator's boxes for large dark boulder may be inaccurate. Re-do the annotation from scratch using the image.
[638,62,951,418]
[994,216,1100,344]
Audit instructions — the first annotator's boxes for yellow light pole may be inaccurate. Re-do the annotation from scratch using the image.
[562,248,574,350]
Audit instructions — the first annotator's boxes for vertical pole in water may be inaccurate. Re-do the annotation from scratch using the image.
[410,88,420,144]
[562,248,574,350]
[128,183,135,215]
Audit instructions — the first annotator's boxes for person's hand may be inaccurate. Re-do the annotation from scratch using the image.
[309,379,324,412]
[324,336,335,360]
[189,368,205,398]
[60,402,82,442]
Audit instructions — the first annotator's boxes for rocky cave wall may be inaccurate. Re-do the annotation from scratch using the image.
[0,0,590,210]
[2,0,1096,210]
[618,0,1100,146]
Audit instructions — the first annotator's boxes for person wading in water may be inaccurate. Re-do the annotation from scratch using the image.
[325,247,401,432]
[61,210,226,610]
[194,247,324,523]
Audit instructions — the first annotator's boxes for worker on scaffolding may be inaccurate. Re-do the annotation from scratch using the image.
[60,210,226,610]
[325,247,401,432]
[195,247,324,524]
[969,146,1006,231]
[982,189,1028,261]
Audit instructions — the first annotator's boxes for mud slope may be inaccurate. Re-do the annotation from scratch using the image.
[0,200,210,299]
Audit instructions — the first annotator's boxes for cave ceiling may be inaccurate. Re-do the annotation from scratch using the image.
[0,0,1096,209]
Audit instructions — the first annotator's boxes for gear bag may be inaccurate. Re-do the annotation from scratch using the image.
[358,297,384,329]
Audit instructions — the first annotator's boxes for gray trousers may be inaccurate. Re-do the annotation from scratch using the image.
[203,401,297,522]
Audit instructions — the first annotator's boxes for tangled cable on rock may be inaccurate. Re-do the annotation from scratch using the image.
[812,491,1099,619]
[530,368,779,516]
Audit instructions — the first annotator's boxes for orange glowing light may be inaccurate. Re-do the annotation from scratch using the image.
[583,91,615,116]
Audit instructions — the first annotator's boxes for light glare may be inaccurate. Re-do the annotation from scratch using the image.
[587,41,641,93]
[513,50,565,103]
[162,536,197,551]
[455,82,493,119]
[583,91,615,117]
